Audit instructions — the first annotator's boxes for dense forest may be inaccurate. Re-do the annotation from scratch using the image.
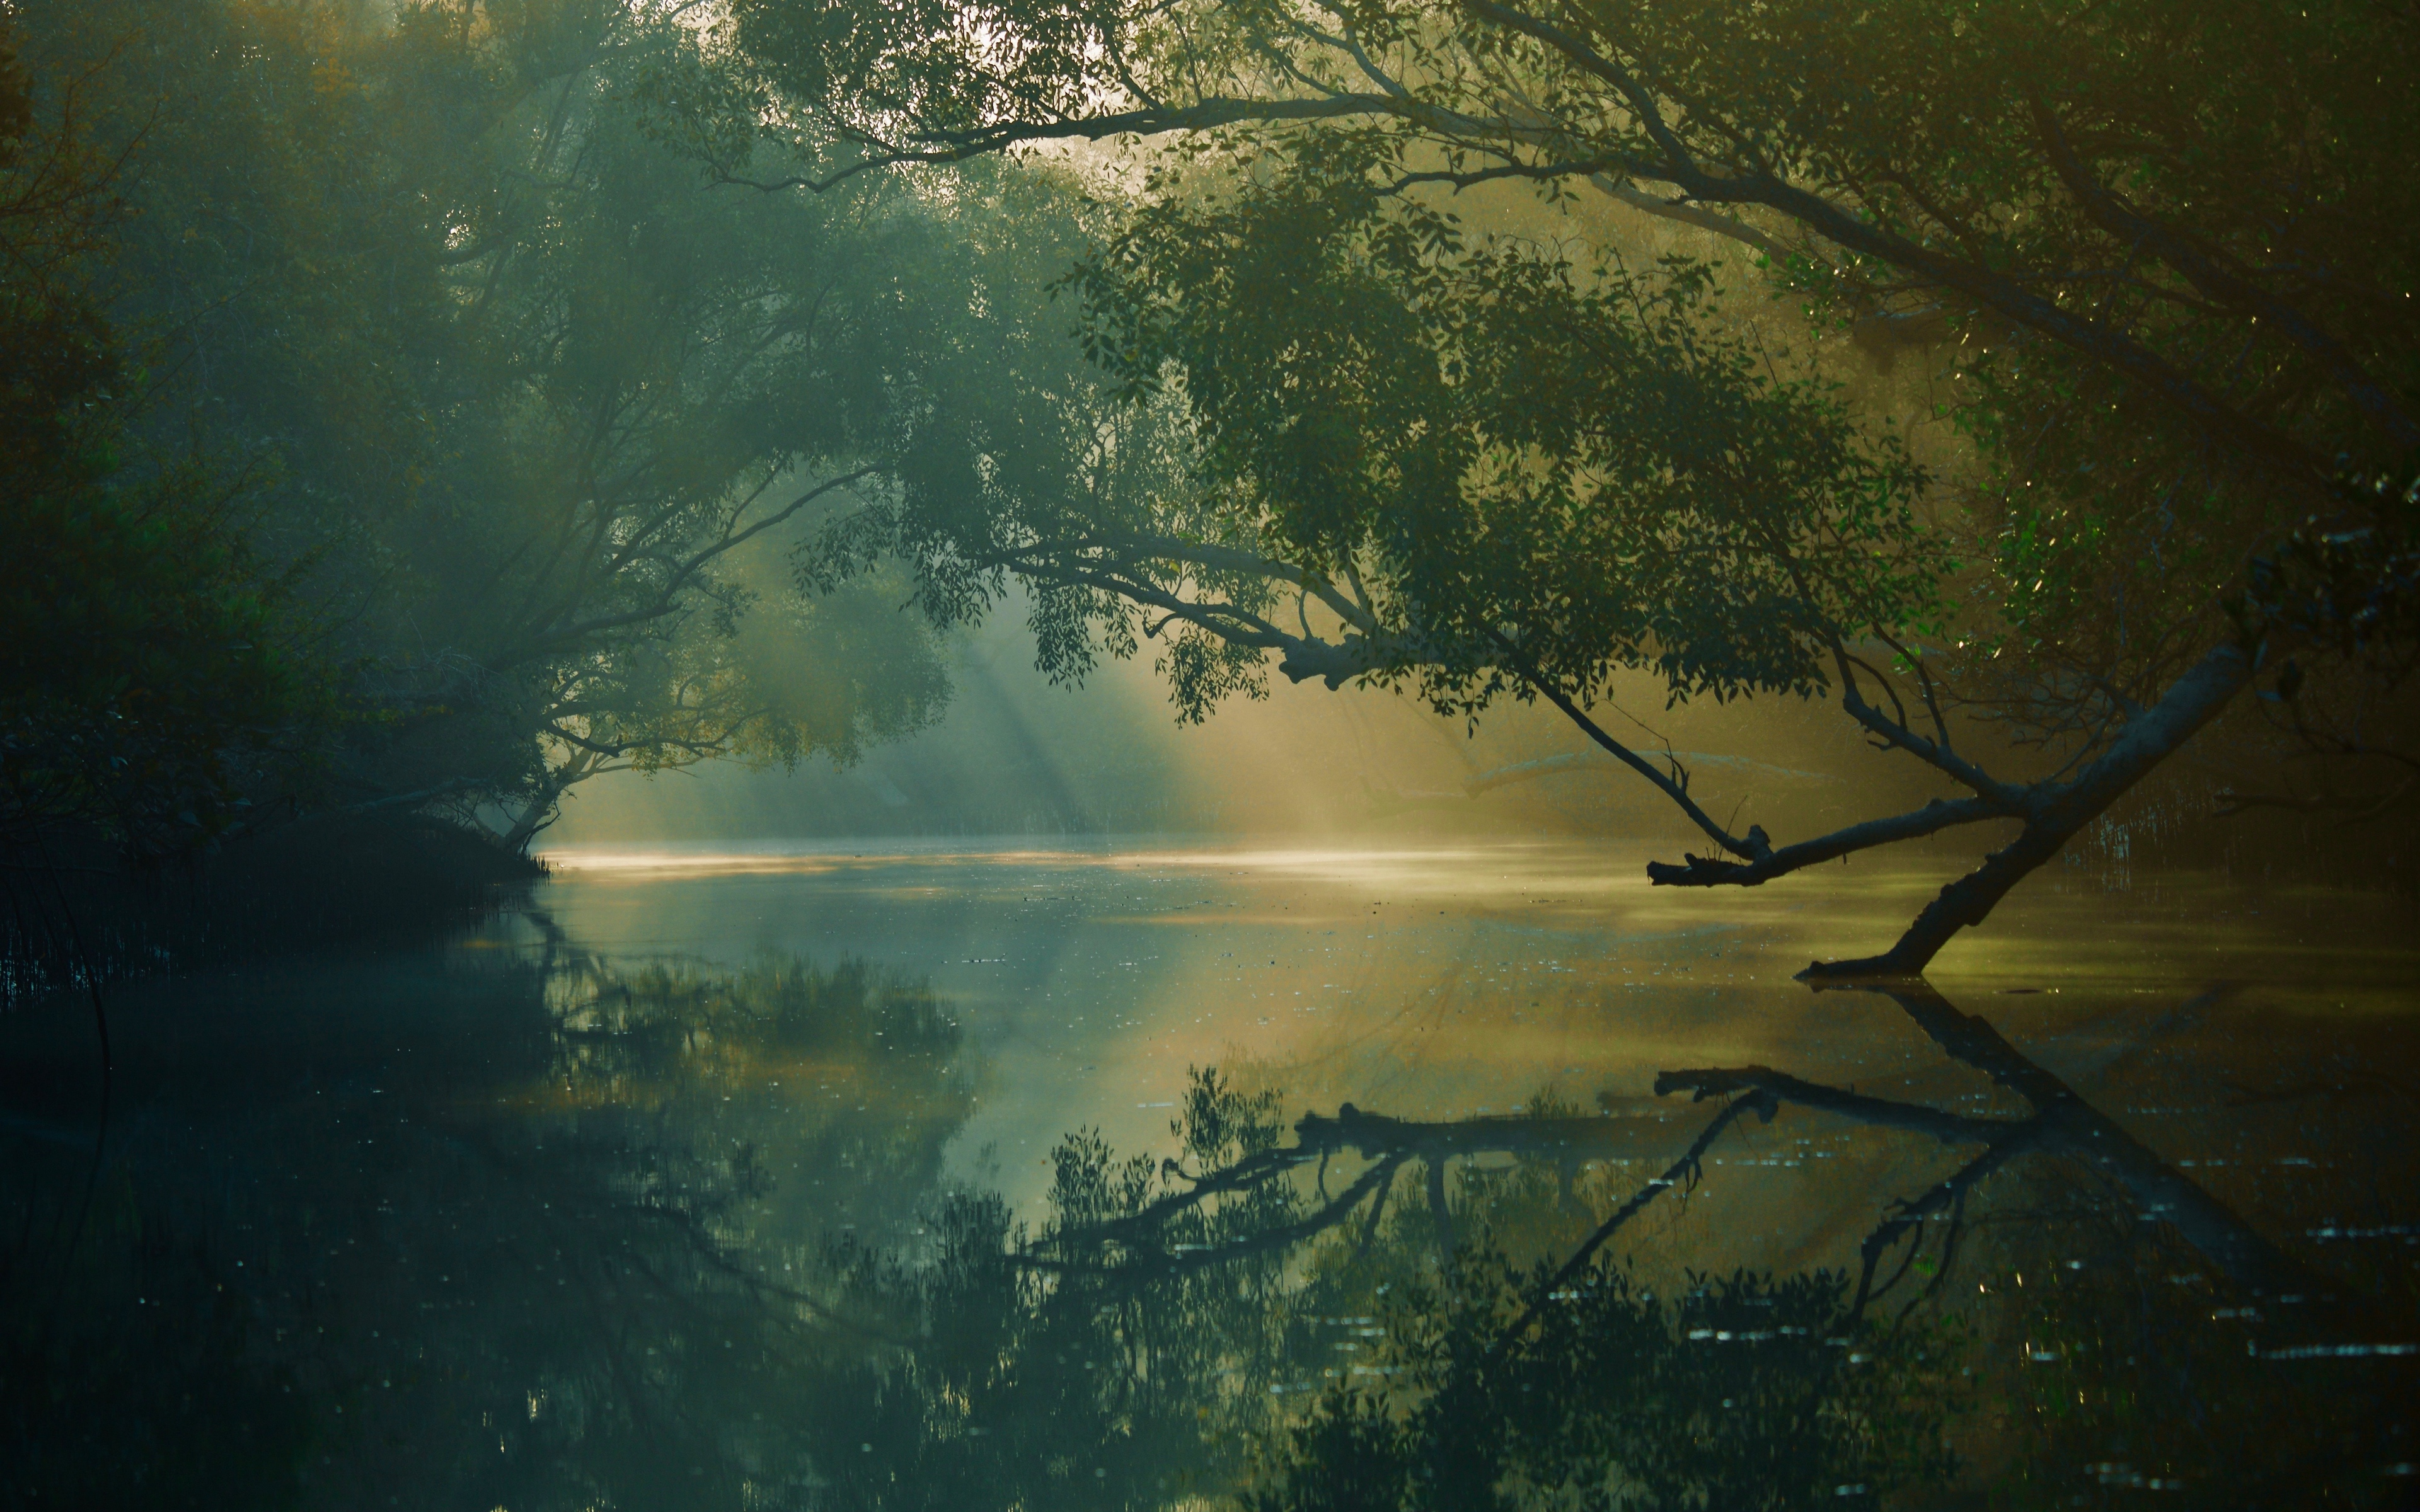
[3,0,1057,857]
[4,0,2414,973]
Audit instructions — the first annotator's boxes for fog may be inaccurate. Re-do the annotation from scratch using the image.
[547,588,1920,852]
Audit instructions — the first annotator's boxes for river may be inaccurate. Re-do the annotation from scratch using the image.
[4,839,2414,1508]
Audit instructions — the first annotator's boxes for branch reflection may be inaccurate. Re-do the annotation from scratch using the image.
[6,959,2412,1509]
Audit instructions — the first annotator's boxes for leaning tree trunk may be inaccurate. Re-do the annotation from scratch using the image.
[1804,644,2253,980]
[497,783,563,854]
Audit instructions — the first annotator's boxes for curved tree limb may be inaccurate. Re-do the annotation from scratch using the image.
[1804,644,2251,978]
[1487,630,1769,861]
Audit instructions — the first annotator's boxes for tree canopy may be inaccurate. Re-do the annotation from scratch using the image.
[9,0,2415,972]
[4,0,1126,865]
[0,13,336,862]
[725,0,2419,971]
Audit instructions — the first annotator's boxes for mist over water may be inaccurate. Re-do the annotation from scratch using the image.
[532,837,2417,1219]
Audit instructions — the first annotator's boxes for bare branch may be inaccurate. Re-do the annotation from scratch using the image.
[1487,631,1766,860]
[1831,641,2021,801]
[1656,1065,2005,1145]
[1645,794,2012,888]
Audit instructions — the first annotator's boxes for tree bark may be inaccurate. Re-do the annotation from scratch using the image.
[1804,644,2252,979]
[498,783,563,854]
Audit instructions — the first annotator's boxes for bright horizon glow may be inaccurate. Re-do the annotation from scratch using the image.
[542,835,1602,874]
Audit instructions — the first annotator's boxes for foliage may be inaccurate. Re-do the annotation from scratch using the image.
[0,474,337,859]
[1068,133,1941,717]
[4,0,1121,864]
[745,0,2410,706]
[798,1064,1306,1508]
[1248,1259,1958,1512]
[729,0,2419,966]
[739,0,2420,709]
[2215,460,2420,815]
[802,135,1940,728]
[0,16,337,860]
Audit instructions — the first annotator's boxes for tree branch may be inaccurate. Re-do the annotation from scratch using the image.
[1655,1065,2008,1145]
[1805,644,2249,978]
[1487,630,1766,860]
[2027,96,2419,454]
[1645,794,2012,888]
[1831,641,2020,800]
[1455,0,2332,486]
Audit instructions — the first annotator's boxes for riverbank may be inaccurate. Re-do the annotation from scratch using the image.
[1,815,542,1000]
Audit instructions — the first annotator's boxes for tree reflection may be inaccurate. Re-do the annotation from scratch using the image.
[1248,1263,1955,1512]
[1,943,979,1511]
[986,982,2412,1509]
[786,1069,1305,1508]
[405,947,981,1509]
[1664,982,2326,1311]
[989,1075,1961,1511]
[8,960,2412,1508]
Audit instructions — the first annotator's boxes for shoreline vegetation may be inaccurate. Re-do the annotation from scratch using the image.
[3,3,2412,1503]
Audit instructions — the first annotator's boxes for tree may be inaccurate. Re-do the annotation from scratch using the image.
[723,0,2418,971]
[314,1,958,844]
[0,14,337,864]
[1053,991,2395,1506]
[16,0,1094,854]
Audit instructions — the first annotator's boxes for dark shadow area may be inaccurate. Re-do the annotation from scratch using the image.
[2,813,542,1003]
[0,939,974,1510]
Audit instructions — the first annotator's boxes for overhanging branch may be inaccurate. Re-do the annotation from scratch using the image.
[1487,629,1767,861]
[1646,794,2013,888]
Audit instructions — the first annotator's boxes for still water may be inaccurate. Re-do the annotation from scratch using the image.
[5,840,2416,1508]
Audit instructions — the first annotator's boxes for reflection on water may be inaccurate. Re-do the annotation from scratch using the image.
[3,840,2414,1508]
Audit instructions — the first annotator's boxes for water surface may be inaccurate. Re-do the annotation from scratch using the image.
[5,839,2414,1508]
